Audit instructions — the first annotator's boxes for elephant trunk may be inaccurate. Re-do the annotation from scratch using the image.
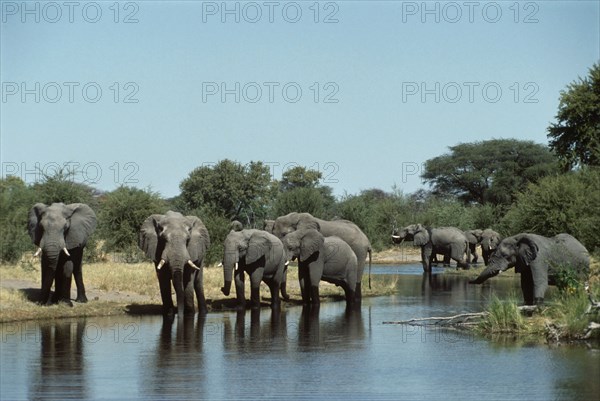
[470,257,509,284]
[221,250,238,296]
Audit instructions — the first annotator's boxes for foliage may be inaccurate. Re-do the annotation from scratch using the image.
[0,177,37,263]
[334,188,412,251]
[272,187,335,219]
[31,168,97,206]
[97,186,167,254]
[548,63,600,170]
[501,168,600,251]
[179,160,276,224]
[421,139,558,206]
[279,166,322,190]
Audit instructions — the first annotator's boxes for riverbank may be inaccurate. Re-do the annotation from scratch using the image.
[0,254,404,323]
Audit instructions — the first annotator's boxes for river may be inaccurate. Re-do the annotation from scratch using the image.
[1,264,598,400]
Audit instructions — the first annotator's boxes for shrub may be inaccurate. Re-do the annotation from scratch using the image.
[501,168,600,251]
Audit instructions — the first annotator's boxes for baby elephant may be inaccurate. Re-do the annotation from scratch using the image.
[283,228,357,307]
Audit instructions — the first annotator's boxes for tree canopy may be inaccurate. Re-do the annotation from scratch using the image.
[178,160,275,222]
[547,63,600,171]
[421,139,558,206]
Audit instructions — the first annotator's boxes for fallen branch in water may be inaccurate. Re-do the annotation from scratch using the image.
[383,312,488,327]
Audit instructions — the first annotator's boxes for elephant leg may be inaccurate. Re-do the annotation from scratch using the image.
[451,245,469,270]
[249,268,264,309]
[158,271,174,316]
[71,249,87,303]
[421,246,432,272]
[310,285,320,307]
[298,265,310,305]
[280,281,290,301]
[482,249,491,266]
[59,259,74,307]
[442,254,451,267]
[520,268,535,306]
[234,269,246,310]
[194,270,208,315]
[470,245,478,264]
[39,265,55,305]
[354,282,362,305]
[265,278,281,310]
[531,262,549,306]
[341,282,355,307]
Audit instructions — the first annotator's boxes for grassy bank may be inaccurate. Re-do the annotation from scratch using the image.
[475,258,600,342]
[0,260,399,323]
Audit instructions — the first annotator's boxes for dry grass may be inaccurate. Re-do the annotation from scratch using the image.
[0,259,397,322]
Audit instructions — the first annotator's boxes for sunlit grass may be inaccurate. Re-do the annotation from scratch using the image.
[0,259,399,322]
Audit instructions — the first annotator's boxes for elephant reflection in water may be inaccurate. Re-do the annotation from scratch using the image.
[222,308,288,352]
[140,316,208,399]
[30,320,88,400]
[297,307,365,350]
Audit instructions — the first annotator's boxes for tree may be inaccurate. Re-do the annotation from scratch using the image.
[547,63,600,171]
[179,160,276,224]
[31,168,96,206]
[97,186,167,256]
[273,187,334,219]
[279,166,322,191]
[501,168,600,252]
[421,139,558,206]
[0,177,37,262]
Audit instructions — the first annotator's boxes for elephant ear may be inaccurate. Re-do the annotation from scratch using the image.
[413,227,430,247]
[297,213,320,231]
[28,203,48,246]
[246,231,270,264]
[139,214,164,261]
[300,229,324,262]
[64,203,97,249]
[517,236,538,267]
[186,216,210,263]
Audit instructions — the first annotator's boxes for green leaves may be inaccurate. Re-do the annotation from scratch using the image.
[422,139,558,206]
[548,63,600,171]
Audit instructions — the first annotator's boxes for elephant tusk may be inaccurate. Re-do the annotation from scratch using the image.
[157,259,166,270]
[187,260,201,270]
[218,262,223,267]
[63,248,71,257]
[285,260,290,267]
[391,235,402,240]
[33,248,42,257]
[235,262,239,271]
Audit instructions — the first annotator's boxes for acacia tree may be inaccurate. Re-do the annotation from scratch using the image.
[272,166,335,218]
[547,63,600,171]
[179,159,276,223]
[421,139,558,206]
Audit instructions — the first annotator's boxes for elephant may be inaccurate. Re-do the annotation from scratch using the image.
[464,229,483,264]
[263,219,275,233]
[392,224,470,272]
[272,212,371,301]
[221,229,287,310]
[282,228,358,307]
[480,228,502,266]
[139,211,210,317]
[469,233,589,305]
[28,202,97,306]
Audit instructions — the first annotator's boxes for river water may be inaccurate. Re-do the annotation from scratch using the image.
[1,264,599,400]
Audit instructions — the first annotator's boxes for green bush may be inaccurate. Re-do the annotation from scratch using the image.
[478,295,526,334]
[0,177,37,263]
[97,186,167,254]
[501,168,600,251]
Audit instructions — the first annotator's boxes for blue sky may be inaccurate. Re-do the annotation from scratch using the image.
[1,1,599,198]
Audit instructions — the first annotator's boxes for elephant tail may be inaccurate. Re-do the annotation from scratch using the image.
[368,247,372,290]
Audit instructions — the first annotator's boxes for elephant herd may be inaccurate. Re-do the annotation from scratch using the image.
[27,202,590,317]
[392,223,590,306]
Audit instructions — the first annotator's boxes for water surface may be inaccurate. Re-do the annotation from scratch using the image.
[1,264,598,400]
